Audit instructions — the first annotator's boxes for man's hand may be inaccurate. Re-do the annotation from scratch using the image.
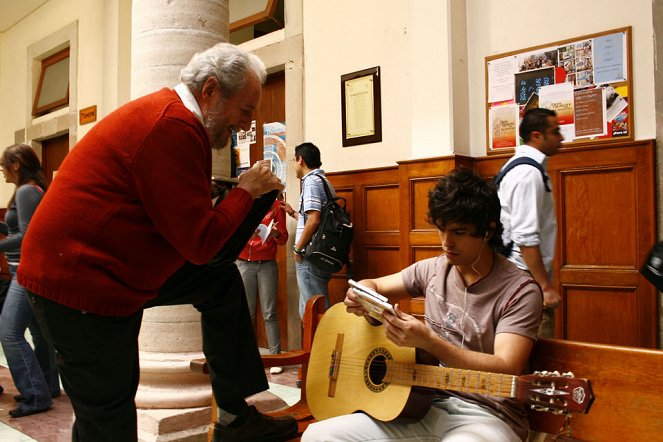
[344,285,370,318]
[283,202,298,219]
[382,304,432,349]
[236,160,283,199]
[542,286,561,309]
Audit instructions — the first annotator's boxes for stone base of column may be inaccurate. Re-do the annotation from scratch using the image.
[137,391,289,442]
[137,406,211,442]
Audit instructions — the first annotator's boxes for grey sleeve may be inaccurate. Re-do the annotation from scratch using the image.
[0,186,43,253]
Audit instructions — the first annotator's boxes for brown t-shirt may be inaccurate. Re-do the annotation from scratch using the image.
[401,253,542,441]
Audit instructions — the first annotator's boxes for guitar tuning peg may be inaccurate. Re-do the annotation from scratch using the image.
[562,371,574,378]
[552,370,560,377]
[540,370,549,376]
[533,370,541,375]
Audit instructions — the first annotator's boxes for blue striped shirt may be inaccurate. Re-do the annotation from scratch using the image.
[295,169,336,250]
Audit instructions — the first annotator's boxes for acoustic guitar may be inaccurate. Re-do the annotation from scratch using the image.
[306,303,594,422]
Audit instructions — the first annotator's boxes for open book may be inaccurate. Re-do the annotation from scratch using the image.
[255,219,275,244]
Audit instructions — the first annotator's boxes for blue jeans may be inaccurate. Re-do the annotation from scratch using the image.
[236,259,280,354]
[0,269,59,411]
[295,257,332,319]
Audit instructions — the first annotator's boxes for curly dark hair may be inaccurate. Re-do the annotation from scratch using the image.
[427,167,504,251]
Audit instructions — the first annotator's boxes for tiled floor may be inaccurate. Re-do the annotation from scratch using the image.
[0,350,301,441]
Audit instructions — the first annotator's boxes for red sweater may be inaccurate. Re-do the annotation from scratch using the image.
[18,88,253,315]
[238,200,288,262]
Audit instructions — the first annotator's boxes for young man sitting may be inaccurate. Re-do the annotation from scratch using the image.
[302,168,543,442]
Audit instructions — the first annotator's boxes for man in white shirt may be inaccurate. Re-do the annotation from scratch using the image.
[496,108,563,338]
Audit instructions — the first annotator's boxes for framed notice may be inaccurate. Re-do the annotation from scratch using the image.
[485,27,632,154]
[341,67,382,147]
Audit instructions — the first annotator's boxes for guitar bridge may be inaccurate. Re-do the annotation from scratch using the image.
[327,333,344,397]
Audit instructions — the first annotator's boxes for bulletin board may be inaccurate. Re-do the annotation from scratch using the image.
[485,27,632,154]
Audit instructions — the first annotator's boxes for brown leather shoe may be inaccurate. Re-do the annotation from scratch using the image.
[213,406,297,442]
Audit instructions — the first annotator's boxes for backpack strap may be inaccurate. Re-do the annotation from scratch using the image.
[299,173,335,221]
[493,157,551,192]
[311,173,335,201]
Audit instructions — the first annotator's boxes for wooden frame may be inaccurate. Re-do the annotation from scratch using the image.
[230,0,281,33]
[341,67,382,147]
[484,27,633,155]
[32,47,70,117]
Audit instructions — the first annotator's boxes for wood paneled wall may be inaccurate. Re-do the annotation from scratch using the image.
[327,140,658,348]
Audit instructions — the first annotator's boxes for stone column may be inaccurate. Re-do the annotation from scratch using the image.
[131,0,228,440]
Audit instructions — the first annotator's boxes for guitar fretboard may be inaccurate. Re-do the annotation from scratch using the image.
[383,361,517,398]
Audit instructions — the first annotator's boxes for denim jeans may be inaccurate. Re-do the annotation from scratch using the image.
[0,268,59,412]
[236,259,280,354]
[295,257,332,318]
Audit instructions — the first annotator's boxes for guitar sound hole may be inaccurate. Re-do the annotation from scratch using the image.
[364,347,391,392]
[368,355,387,385]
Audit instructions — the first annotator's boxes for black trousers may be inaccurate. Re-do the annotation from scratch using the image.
[29,191,278,442]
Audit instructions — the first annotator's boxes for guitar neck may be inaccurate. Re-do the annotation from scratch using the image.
[384,361,517,398]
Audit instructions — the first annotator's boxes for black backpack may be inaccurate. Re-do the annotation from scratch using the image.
[493,157,551,257]
[304,174,353,273]
[641,242,663,291]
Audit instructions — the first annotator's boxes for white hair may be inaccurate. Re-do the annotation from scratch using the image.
[180,42,266,97]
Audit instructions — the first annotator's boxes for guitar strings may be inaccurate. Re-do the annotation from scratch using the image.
[318,355,514,397]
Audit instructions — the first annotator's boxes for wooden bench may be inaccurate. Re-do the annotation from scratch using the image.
[406,296,663,441]
[194,296,663,441]
[527,338,663,441]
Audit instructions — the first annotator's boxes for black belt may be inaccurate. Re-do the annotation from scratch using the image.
[237,258,274,264]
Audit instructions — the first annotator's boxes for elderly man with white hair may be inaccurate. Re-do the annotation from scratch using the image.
[18,43,296,442]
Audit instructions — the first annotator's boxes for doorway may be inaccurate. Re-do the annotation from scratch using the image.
[248,71,287,350]
[41,133,69,185]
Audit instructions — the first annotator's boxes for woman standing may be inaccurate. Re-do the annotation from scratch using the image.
[0,144,59,417]
[236,192,288,373]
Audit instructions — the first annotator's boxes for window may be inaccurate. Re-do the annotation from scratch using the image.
[229,0,284,45]
[32,47,70,117]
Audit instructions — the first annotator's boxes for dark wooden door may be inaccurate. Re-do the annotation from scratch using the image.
[248,71,287,350]
[41,134,69,185]
[550,141,657,347]
[475,140,658,347]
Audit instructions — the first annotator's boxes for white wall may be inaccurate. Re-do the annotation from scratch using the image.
[303,0,411,172]
[0,0,130,206]
[303,0,461,173]
[466,0,655,156]
[302,0,655,170]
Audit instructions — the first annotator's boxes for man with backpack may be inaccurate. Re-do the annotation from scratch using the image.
[284,142,337,318]
[495,108,563,338]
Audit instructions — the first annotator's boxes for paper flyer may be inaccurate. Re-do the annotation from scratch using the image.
[594,32,627,84]
[233,131,250,169]
[539,82,574,125]
[515,67,555,105]
[256,219,274,244]
[604,85,628,122]
[489,104,519,150]
[488,56,518,103]
[263,122,287,186]
[574,88,606,138]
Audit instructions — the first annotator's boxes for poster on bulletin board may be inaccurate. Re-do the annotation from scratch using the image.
[485,27,632,154]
